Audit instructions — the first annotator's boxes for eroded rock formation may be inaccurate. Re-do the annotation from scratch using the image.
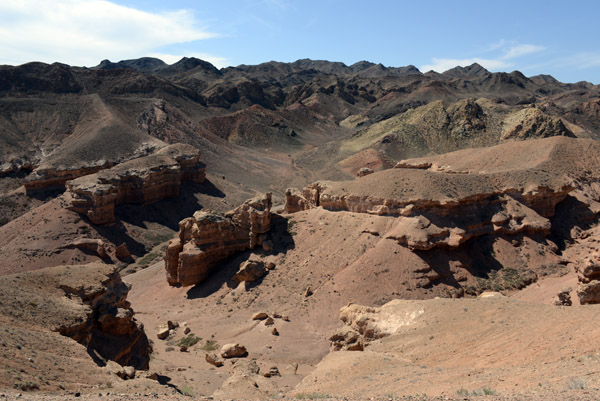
[165,193,272,286]
[64,143,205,224]
[285,177,571,251]
[56,263,151,369]
[330,301,424,351]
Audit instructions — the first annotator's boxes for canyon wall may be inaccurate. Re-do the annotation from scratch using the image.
[64,143,205,224]
[165,193,272,287]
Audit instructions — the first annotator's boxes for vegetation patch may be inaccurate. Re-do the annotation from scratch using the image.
[200,340,219,351]
[176,333,201,348]
[287,219,298,236]
[465,267,537,295]
[294,393,329,400]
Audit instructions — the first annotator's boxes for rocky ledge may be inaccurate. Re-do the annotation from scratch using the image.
[64,143,205,224]
[286,175,571,251]
[165,193,272,286]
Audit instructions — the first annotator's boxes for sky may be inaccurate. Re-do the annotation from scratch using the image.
[0,0,599,83]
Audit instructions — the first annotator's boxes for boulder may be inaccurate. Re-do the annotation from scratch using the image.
[115,243,131,259]
[578,281,600,304]
[220,343,247,359]
[357,167,374,177]
[252,312,268,320]
[205,353,224,367]
[263,366,280,378]
[157,327,170,340]
[554,288,572,306]
[233,260,267,283]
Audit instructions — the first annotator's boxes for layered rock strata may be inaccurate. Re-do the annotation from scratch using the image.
[165,193,272,286]
[285,178,570,251]
[57,264,151,369]
[64,143,205,224]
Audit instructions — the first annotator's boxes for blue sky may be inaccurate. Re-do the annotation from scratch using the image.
[1,0,599,83]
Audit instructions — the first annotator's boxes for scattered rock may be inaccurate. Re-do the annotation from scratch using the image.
[263,366,280,378]
[180,345,188,352]
[233,260,267,283]
[252,312,268,320]
[264,317,274,326]
[156,327,170,340]
[206,353,224,367]
[266,262,276,270]
[271,327,279,336]
[122,366,135,380]
[357,167,374,177]
[304,287,313,297]
[167,320,179,330]
[106,361,135,380]
[220,343,247,358]
[554,288,572,306]
[184,327,191,334]
[115,243,131,259]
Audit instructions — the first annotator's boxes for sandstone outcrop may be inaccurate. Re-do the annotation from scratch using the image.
[330,301,425,351]
[64,143,205,224]
[575,257,600,304]
[285,181,567,251]
[284,138,593,255]
[212,359,277,400]
[60,238,107,258]
[55,264,151,370]
[165,193,272,286]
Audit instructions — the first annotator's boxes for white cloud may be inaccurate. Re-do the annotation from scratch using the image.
[421,40,545,74]
[0,0,225,67]
[501,44,545,60]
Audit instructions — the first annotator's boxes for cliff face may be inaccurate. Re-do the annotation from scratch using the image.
[64,143,205,224]
[165,193,272,287]
[285,172,572,252]
[56,264,151,369]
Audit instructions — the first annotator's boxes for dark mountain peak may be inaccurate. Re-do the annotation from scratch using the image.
[161,57,221,75]
[93,57,166,73]
[350,60,376,72]
[290,59,350,75]
[530,74,559,84]
[403,65,421,73]
[509,70,528,80]
[443,63,490,78]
